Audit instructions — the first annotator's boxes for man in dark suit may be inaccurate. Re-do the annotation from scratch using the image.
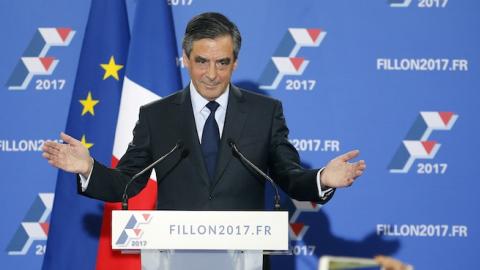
[42,12,365,210]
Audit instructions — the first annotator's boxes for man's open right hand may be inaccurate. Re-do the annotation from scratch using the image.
[42,132,93,177]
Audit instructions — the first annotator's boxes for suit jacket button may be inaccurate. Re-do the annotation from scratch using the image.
[209,195,213,200]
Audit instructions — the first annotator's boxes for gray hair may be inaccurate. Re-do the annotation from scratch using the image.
[182,12,242,60]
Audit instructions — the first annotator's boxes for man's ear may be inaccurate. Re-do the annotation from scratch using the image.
[182,50,189,68]
[232,59,238,70]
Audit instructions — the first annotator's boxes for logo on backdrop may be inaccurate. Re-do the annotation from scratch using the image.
[388,111,458,173]
[289,199,322,240]
[6,27,75,90]
[389,0,412,7]
[258,28,326,90]
[6,193,53,255]
[115,213,152,246]
[389,0,449,8]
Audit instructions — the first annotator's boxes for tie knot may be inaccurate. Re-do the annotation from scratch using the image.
[206,101,220,113]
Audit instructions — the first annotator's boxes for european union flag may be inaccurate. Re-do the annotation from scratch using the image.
[42,1,130,269]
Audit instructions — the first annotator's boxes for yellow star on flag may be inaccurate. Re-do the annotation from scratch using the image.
[80,135,94,150]
[100,55,123,80]
[79,91,100,116]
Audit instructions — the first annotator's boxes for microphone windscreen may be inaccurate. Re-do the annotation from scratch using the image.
[176,140,184,149]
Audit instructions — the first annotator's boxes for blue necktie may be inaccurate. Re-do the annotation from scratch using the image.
[201,101,220,183]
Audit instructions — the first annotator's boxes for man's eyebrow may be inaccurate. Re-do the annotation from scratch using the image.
[216,57,231,63]
[194,56,208,61]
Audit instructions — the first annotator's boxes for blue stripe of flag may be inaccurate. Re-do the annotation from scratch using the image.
[126,0,182,96]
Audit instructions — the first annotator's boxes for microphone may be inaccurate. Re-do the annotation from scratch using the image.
[227,139,281,210]
[121,140,185,210]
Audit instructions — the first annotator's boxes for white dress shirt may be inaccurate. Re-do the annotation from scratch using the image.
[190,82,229,141]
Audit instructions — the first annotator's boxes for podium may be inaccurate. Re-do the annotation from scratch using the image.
[112,210,290,270]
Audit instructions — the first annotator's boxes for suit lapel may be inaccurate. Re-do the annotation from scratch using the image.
[213,85,247,188]
[173,86,211,186]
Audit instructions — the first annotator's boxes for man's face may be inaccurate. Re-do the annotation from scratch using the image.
[183,35,237,101]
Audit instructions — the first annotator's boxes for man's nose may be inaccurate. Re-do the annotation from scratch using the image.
[205,62,217,80]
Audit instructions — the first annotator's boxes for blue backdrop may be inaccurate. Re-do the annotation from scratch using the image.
[1,0,478,269]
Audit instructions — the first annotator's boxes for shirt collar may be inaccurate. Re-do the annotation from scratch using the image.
[190,81,229,113]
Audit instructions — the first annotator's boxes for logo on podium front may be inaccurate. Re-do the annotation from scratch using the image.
[115,213,152,247]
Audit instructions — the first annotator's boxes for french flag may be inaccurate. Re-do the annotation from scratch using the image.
[96,0,182,269]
